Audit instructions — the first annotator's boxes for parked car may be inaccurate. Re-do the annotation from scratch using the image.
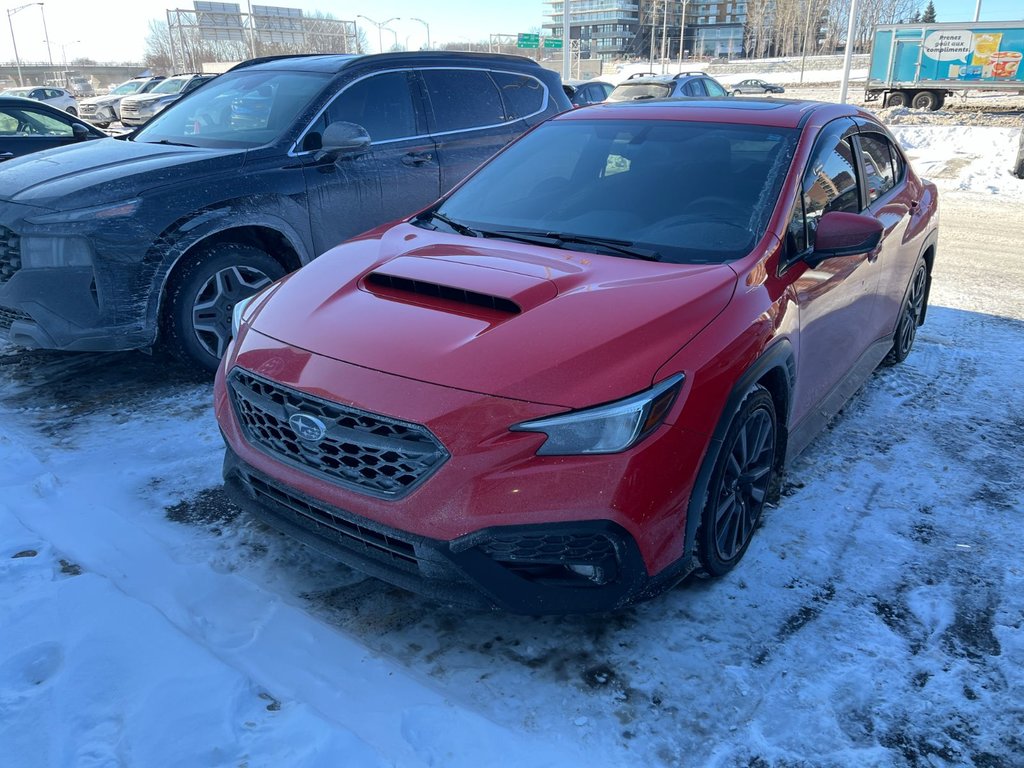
[0,86,78,115]
[732,78,786,94]
[606,71,730,101]
[119,74,217,127]
[564,79,614,107]
[215,99,937,614]
[0,96,105,161]
[0,52,572,371]
[79,76,165,128]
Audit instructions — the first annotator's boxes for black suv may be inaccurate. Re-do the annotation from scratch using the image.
[0,53,570,370]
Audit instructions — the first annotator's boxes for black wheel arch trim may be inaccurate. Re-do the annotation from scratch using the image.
[142,206,312,336]
[681,339,795,562]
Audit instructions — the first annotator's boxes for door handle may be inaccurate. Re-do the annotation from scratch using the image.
[402,151,433,167]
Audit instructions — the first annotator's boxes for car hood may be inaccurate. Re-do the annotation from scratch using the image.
[0,139,245,209]
[81,94,121,107]
[247,224,737,408]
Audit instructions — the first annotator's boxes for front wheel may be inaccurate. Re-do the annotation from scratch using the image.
[884,91,909,108]
[697,385,778,577]
[883,259,928,366]
[162,243,285,373]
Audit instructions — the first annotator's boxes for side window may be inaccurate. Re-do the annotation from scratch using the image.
[490,71,545,120]
[888,141,906,185]
[802,135,860,245]
[30,89,45,100]
[326,71,417,143]
[857,133,895,203]
[0,109,19,134]
[787,190,808,255]
[704,78,728,97]
[421,69,505,132]
[682,79,705,96]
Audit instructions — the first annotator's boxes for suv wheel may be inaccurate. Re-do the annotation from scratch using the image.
[697,385,778,577]
[163,243,284,373]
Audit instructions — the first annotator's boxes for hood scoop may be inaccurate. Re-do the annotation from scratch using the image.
[361,256,557,317]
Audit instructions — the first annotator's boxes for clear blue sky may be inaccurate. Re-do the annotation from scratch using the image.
[3,1,1022,65]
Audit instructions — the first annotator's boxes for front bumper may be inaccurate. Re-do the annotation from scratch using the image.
[224,446,661,613]
[0,208,160,351]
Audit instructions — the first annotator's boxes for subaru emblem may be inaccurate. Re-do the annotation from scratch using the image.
[289,413,327,442]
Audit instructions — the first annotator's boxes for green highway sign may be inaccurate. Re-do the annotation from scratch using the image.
[517,33,540,48]
[543,37,563,49]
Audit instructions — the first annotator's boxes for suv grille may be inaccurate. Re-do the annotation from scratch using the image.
[120,102,139,115]
[0,226,21,285]
[229,369,449,499]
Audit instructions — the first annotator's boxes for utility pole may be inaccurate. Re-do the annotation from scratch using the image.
[561,0,570,81]
[677,0,688,69]
[974,0,982,22]
[38,2,52,68]
[357,14,400,54]
[6,3,43,87]
[839,0,858,103]
[660,0,668,69]
[410,17,430,50]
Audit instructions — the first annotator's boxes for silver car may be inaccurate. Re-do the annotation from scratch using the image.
[0,86,78,115]
[119,74,215,128]
[79,77,165,128]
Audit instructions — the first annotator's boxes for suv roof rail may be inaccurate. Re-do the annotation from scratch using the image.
[229,54,326,71]
[627,71,658,79]
[672,71,706,79]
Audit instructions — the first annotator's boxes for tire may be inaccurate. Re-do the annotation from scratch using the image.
[883,259,928,366]
[697,385,778,577]
[911,90,939,110]
[162,243,285,374]
[65,106,78,116]
[884,91,909,108]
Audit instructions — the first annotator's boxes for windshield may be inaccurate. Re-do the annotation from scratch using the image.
[132,70,330,149]
[425,119,798,264]
[2,88,31,96]
[151,77,189,95]
[110,81,146,95]
[607,83,673,102]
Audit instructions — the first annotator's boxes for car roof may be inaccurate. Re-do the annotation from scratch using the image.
[231,50,547,75]
[555,98,863,129]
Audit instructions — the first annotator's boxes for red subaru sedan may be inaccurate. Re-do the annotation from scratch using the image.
[214,99,938,613]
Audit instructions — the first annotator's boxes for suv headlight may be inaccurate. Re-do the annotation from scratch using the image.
[27,199,141,224]
[231,287,273,338]
[511,374,684,455]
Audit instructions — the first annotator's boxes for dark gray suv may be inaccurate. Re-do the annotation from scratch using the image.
[0,52,570,371]
[607,71,730,101]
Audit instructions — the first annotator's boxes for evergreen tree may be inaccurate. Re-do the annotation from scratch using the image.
[921,1,937,23]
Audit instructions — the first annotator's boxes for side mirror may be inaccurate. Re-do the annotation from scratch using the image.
[316,121,371,161]
[72,123,92,141]
[808,211,883,264]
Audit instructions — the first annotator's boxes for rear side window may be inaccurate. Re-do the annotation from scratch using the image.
[682,79,706,96]
[491,71,545,120]
[421,69,505,132]
[703,78,727,97]
[857,133,896,203]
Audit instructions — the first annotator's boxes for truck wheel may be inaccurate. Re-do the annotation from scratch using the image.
[162,243,285,374]
[911,90,939,110]
[884,91,909,107]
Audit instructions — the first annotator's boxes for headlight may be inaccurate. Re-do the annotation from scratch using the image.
[27,199,141,224]
[511,374,684,455]
[231,290,266,338]
[20,236,94,268]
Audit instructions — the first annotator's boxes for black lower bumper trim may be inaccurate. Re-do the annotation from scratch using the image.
[222,447,668,614]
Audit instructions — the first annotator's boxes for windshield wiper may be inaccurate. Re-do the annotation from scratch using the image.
[143,139,198,148]
[482,229,661,261]
[418,210,480,237]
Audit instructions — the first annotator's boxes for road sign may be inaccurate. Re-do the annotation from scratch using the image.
[517,33,540,48]
[543,37,563,49]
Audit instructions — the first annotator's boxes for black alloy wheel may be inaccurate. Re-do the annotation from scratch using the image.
[884,260,928,366]
[697,386,778,577]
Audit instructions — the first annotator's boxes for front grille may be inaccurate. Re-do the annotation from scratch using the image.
[0,306,32,332]
[229,369,449,499]
[241,470,420,571]
[80,104,97,115]
[0,226,21,285]
[120,102,139,115]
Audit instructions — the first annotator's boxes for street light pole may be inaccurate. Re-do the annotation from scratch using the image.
[357,15,400,54]
[6,3,43,87]
[38,1,52,67]
[410,17,430,50]
[61,39,79,71]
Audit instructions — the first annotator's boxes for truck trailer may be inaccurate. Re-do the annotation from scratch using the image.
[866,20,1024,110]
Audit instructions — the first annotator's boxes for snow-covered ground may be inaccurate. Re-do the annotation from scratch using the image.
[1,123,1022,767]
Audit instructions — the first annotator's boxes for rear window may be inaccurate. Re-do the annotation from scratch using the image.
[606,83,673,102]
[422,69,505,132]
[491,72,546,120]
